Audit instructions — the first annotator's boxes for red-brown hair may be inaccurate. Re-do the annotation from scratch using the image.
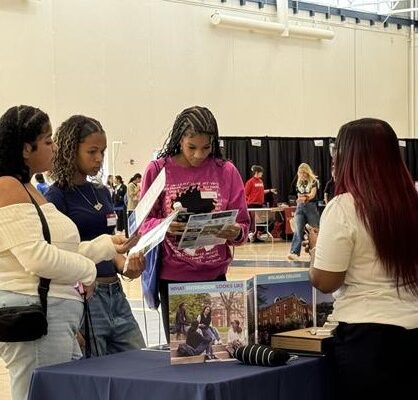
[334,118,418,294]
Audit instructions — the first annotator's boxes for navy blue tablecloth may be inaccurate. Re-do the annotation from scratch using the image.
[28,350,332,400]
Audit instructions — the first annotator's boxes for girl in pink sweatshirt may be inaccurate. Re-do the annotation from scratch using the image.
[141,106,249,342]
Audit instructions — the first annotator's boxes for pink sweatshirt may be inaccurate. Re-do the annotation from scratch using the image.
[140,157,250,281]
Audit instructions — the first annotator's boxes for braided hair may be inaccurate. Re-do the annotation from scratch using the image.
[0,105,50,183]
[50,115,105,188]
[158,106,223,160]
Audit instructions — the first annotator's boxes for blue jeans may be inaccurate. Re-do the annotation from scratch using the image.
[86,280,145,356]
[0,291,83,400]
[290,202,320,256]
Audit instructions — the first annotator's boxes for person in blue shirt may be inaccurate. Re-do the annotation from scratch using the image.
[46,115,146,355]
[34,173,49,195]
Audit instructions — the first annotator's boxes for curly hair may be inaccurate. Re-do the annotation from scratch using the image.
[158,106,224,160]
[0,105,50,183]
[50,115,105,188]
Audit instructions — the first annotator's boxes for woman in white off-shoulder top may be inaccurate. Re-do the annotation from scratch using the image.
[0,105,142,400]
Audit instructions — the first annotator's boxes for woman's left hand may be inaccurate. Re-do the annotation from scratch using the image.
[217,223,241,241]
[112,234,140,254]
[302,224,319,253]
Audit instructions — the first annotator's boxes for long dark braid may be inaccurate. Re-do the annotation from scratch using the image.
[0,105,50,183]
[158,106,224,160]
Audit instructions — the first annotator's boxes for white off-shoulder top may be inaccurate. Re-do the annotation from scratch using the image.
[0,203,116,301]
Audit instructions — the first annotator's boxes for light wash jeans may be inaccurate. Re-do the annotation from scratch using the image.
[290,202,320,256]
[0,291,83,400]
[85,280,145,356]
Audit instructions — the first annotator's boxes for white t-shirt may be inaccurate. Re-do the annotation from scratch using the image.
[314,193,418,329]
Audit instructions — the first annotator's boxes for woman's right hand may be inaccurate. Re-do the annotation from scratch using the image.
[296,195,308,204]
[82,281,96,299]
[111,234,140,254]
[167,221,187,236]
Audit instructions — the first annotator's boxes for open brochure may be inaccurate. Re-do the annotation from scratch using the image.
[127,167,166,237]
[128,211,178,256]
[178,210,238,249]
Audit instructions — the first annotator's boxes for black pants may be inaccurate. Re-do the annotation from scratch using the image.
[115,207,126,232]
[125,210,133,238]
[159,274,226,344]
[333,322,418,400]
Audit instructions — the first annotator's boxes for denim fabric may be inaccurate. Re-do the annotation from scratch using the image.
[0,291,83,400]
[290,202,320,256]
[86,281,145,356]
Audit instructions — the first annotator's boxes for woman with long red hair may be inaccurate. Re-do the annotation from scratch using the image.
[306,118,418,400]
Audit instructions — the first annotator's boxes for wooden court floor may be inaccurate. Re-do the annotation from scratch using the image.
[0,240,304,400]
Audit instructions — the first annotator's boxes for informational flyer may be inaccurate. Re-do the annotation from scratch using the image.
[128,211,178,256]
[178,210,238,249]
[127,167,166,237]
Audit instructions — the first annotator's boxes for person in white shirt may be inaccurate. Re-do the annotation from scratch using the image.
[0,105,142,400]
[306,118,418,400]
[226,319,244,356]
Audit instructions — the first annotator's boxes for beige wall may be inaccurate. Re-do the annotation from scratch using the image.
[0,0,415,178]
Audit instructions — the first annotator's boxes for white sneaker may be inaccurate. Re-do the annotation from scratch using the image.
[287,253,299,261]
[258,233,269,241]
[248,232,255,243]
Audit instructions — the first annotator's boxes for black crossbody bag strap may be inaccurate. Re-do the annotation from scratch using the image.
[22,185,51,316]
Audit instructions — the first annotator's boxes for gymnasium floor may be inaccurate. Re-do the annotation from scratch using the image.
[0,240,308,400]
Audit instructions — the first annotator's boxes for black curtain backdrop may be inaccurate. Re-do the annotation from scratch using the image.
[221,136,418,203]
[405,139,418,180]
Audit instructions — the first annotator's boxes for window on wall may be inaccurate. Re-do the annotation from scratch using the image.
[309,0,392,14]
[245,0,414,21]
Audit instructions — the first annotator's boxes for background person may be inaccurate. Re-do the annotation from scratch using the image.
[244,165,277,243]
[34,173,49,195]
[174,302,189,340]
[307,118,418,400]
[112,175,127,233]
[125,173,142,236]
[226,319,244,356]
[105,174,115,196]
[46,115,146,356]
[126,173,141,216]
[287,163,320,261]
[323,164,335,205]
[197,305,221,344]
[140,106,249,342]
[185,320,214,359]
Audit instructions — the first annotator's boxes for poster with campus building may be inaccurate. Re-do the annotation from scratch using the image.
[255,271,314,346]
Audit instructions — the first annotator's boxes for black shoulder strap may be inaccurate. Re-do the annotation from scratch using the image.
[22,185,51,315]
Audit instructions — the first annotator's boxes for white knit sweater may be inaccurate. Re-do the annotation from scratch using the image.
[0,203,116,301]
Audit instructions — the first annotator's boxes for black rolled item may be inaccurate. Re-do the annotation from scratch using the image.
[234,344,290,367]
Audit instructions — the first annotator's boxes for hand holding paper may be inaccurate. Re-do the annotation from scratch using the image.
[216,223,241,241]
[111,234,140,254]
[167,221,187,236]
[122,252,145,279]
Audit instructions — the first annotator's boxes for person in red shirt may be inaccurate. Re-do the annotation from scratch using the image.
[244,165,277,242]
